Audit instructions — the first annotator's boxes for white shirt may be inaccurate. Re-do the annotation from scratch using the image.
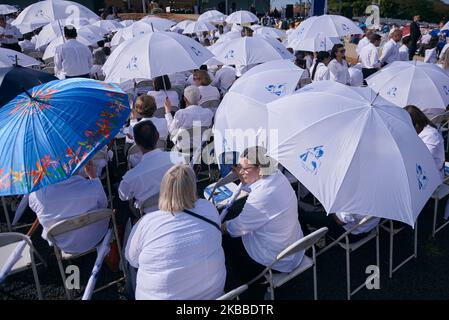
[54,39,93,77]
[119,149,185,211]
[305,55,313,71]
[212,65,236,93]
[18,39,35,53]
[165,105,214,136]
[29,175,109,254]
[129,117,169,142]
[380,39,400,65]
[356,36,370,56]
[424,48,438,64]
[147,90,179,109]
[125,199,226,300]
[328,59,350,85]
[226,170,304,272]
[399,44,409,61]
[421,33,432,45]
[311,62,330,81]
[335,213,380,235]
[0,24,22,44]
[198,85,220,105]
[440,43,449,60]
[359,43,381,69]
[419,125,445,179]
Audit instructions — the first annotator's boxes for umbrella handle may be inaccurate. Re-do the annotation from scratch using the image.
[26,218,40,237]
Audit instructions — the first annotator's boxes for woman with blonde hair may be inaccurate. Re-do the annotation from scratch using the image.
[193,69,220,105]
[438,47,449,76]
[125,164,226,300]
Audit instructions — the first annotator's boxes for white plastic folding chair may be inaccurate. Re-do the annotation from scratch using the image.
[317,216,380,300]
[216,284,249,300]
[201,99,221,114]
[126,143,142,170]
[431,167,449,237]
[380,219,418,278]
[249,227,328,300]
[1,197,12,232]
[46,209,125,300]
[92,150,114,210]
[0,232,46,299]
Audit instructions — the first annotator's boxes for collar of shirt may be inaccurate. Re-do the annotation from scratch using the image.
[141,148,163,162]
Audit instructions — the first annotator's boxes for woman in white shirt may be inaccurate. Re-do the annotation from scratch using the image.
[438,48,449,76]
[399,36,410,61]
[193,69,221,105]
[404,105,445,179]
[310,51,331,82]
[147,75,179,112]
[328,44,350,85]
[424,36,439,64]
[125,164,226,300]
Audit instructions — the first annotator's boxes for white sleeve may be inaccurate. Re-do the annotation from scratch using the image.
[118,177,134,201]
[54,46,63,74]
[328,62,338,81]
[379,42,392,64]
[371,48,381,68]
[125,218,145,268]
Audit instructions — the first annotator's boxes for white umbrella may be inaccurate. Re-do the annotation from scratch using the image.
[35,19,91,49]
[209,35,294,66]
[110,27,129,47]
[266,81,440,226]
[12,0,99,34]
[0,4,18,15]
[79,25,108,37]
[0,48,41,68]
[198,10,227,23]
[225,10,258,25]
[231,24,243,33]
[215,31,241,44]
[120,20,134,27]
[103,31,214,83]
[252,26,286,39]
[289,14,363,41]
[173,20,194,31]
[182,21,217,35]
[43,30,104,60]
[92,20,124,33]
[140,16,175,31]
[287,32,341,52]
[110,21,155,47]
[366,61,449,113]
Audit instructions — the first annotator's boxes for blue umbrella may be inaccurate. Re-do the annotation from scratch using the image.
[0,78,130,196]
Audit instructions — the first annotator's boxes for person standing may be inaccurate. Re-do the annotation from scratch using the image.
[54,26,93,79]
[0,15,22,52]
[409,15,422,60]
[380,29,402,67]
[359,33,382,79]
[328,44,350,85]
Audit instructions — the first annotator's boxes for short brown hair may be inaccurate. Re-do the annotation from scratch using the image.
[135,95,157,118]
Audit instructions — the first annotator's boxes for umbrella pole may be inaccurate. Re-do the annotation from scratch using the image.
[57,20,66,44]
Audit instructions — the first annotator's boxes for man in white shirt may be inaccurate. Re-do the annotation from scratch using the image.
[221,146,304,296]
[380,29,402,67]
[54,25,93,78]
[29,161,109,254]
[18,33,35,54]
[360,33,382,79]
[356,29,373,57]
[119,120,185,213]
[0,15,22,52]
[212,64,236,94]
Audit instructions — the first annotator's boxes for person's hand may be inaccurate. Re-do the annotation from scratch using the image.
[84,160,97,179]
[130,107,138,120]
[164,97,172,114]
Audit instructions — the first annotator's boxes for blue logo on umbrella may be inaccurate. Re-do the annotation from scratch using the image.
[224,49,235,59]
[387,87,397,97]
[341,23,350,32]
[300,146,324,175]
[126,56,138,70]
[190,46,202,57]
[266,83,286,96]
[416,164,428,190]
[443,85,449,96]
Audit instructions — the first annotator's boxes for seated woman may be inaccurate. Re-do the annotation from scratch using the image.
[125,165,226,300]
[404,105,445,179]
[147,75,179,112]
[193,69,221,105]
[221,146,304,294]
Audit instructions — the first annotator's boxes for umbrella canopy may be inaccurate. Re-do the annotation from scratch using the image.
[11,0,99,34]
[139,16,176,31]
[0,4,18,15]
[0,66,57,108]
[290,14,363,41]
[252,26,286,39]
[0,48,41,68]
[209,35,294,66]
[92,20,123,33]
[266,81,440,226]
[35,19,91,49]
[366,61,449,113]
[198,10,227,23]
[43,30,104,60]
[182,21,217,34]
[120,20,134,27]
[225,10,258,24]
[0,78,130,196]
[173,20,194,31]
[215,31,242,44]
[286,32,341,52]
[110,20,157,46]
[103,31,213,84]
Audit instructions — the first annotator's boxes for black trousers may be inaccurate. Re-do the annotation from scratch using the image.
[362,68,378,79]
[409,41,418,60]
[1,42,21,52]
[65,74,90,79]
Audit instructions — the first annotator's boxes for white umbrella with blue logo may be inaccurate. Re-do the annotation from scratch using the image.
[286,32,341,52]
[266,81,440,226]
[367,61,449,117]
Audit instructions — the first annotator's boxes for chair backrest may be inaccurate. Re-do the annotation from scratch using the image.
[0,233,34,273]
[46,209,113,243]
[0,232,31,248]
[140,193,160,213]
[201,99,220,113]
[153,107,179,118]
[275,227,328,262]
[430,110,449,126]
[41,67,54,75]
[216,284,248,300]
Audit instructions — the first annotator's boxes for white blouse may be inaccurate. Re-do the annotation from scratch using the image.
[419,125,445,179]
[311,62,330,82]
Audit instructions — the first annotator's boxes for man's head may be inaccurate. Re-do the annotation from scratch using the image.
[183,85,201,106]
[369,33,382,47]
[439,21,445,29]
[133,120,160,153]
[236,146,277,185]
[64,25,77,39]
[391,29,403,42]
[134,95,157,118]
[414,15,420,22]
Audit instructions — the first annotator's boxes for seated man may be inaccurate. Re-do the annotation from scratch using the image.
[119,120,185,213]
[221,146,305,295]
[29,161,109,254]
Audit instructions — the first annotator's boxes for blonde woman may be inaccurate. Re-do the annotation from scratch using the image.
[438,48,449,76]
[193,69,221,105]
[125,165,226,300]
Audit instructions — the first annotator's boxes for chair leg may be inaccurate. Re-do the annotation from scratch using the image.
[389,220,394,279]
[106,165,114,210]
[112,214,126,278]
[376,226,380,271]
[113,140,119,168]
[54,247,72,300]
[30,252,43,300]
[346,245,351,300]
[1,197,12,232]
[313,262,318,300]
[432,198,438,238]
[414,221,418,259]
